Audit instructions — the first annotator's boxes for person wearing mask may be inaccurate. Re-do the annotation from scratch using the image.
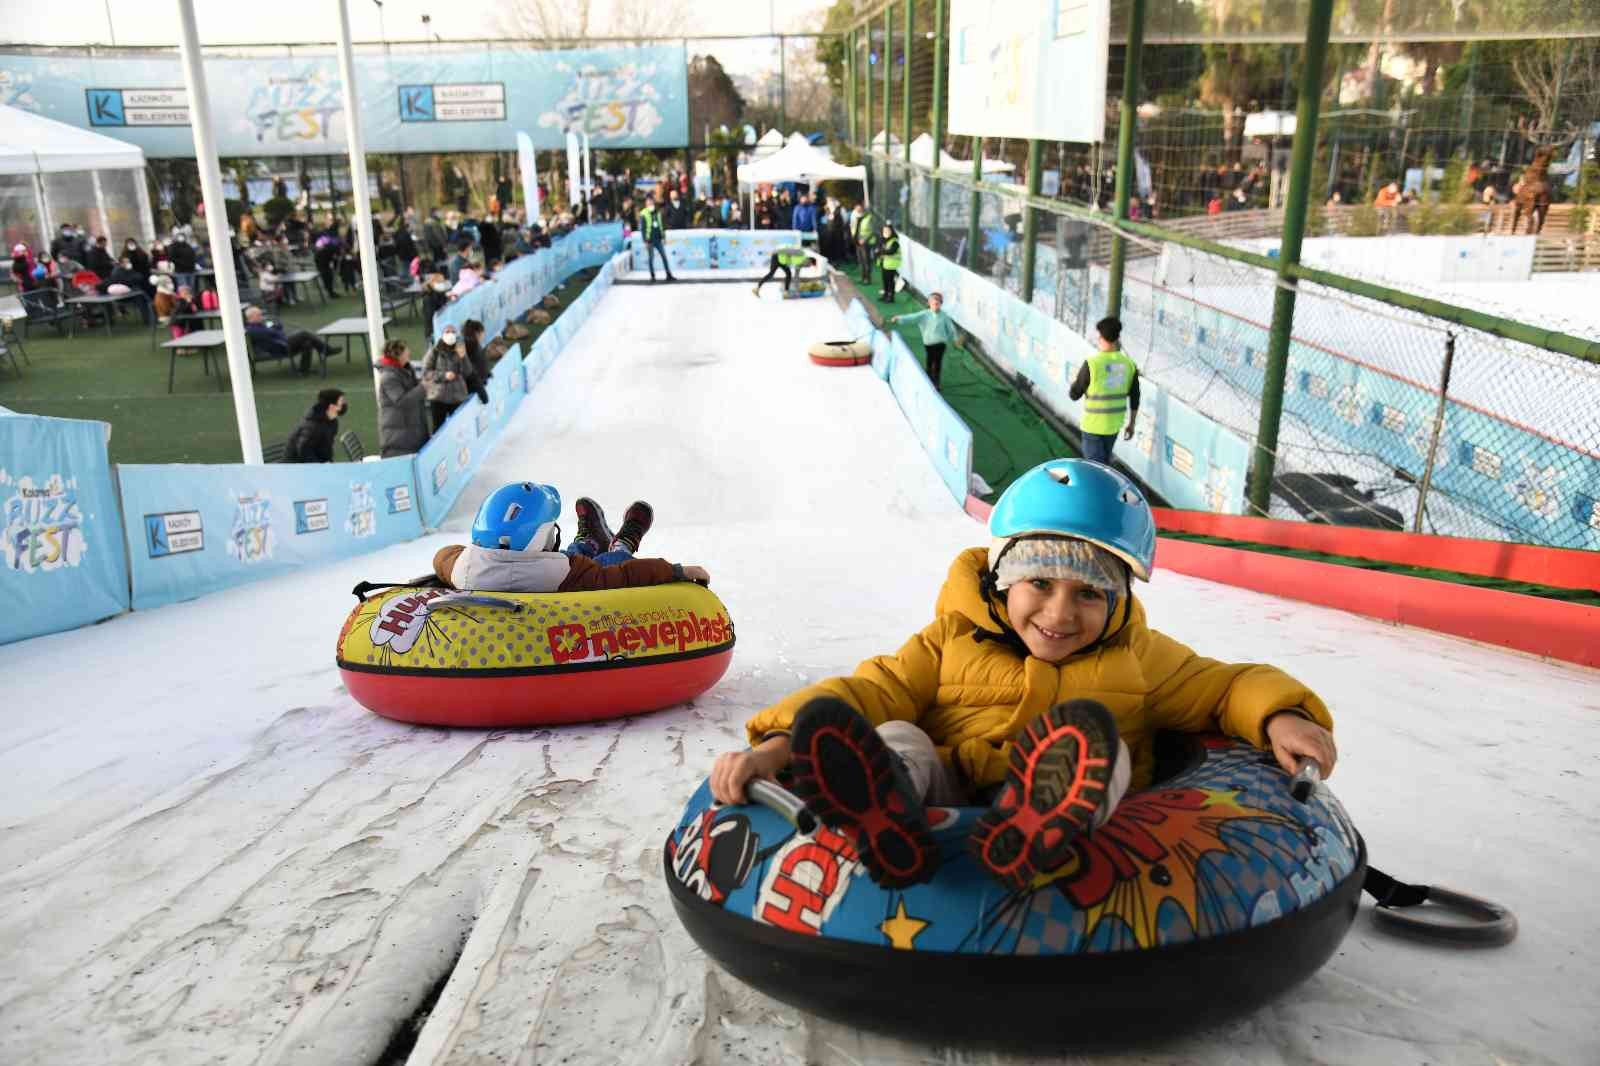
[1068,316,1141,465]
[419,273,452,342]
[103,256,154,324]
[422,325,475,431]
[876,223,902,304]
[392,218,418,266]
[637,199,674,283]
[376,339,430,457]
[285,388,347,462]
[167,230,198,292]
[11,242,37,293]
[664,190,690,230]
[51,223,85,265]
[124,238,151,279]
[243,304,341,374]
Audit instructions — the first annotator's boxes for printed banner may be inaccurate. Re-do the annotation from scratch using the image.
[433,222,622,342]
[886,332,975,505]
[0,47,689,156]
[900,236,1252,514]
[1,414,130,644]
[117,454,423,611]
[628,230,803,274]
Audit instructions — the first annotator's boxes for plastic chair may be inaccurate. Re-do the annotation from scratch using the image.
[262,441,288,463]
[339,429,366,462]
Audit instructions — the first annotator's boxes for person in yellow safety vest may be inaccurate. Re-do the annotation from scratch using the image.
[876,223,902,304]
[637,200,675,283]
[851,205,875,280]
[1068,316,1141,465]
[753,246,819,296]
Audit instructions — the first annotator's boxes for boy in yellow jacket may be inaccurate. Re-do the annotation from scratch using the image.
[709,460,1336,891]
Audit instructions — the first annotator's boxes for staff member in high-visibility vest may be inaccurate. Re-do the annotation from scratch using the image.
[851,204,875,280]
[752,246,818,296]
[638,198,675,283]
[1069,316,1141,465]
[876,223,902,304]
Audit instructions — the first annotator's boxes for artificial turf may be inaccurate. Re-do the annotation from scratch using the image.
[1,268,598,466]
[833,265,1080,500]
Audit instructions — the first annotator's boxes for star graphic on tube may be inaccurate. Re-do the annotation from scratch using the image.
[879,898,930,950]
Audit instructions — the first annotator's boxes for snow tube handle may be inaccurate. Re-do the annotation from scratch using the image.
[1289,757,1321,803]
[748,780,817,835]
[1364,866,1518,946]
[431,593,527,613]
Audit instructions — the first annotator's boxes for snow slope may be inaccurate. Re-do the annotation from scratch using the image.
[2,281,1597,1066]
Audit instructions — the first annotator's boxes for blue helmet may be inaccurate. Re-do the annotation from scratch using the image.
[471,482,561,552]
[988,459,1156,581]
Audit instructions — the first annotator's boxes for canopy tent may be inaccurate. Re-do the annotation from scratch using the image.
[749,127,787,159]
[907,132,1016,175]
[736,134,868,230]
[0,105,153,250]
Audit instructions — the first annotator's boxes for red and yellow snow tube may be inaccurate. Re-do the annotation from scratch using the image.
[336,582,735,727]
[808,339,872,367]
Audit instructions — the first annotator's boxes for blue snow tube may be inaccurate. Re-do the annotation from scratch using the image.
[664,735,1366,1049]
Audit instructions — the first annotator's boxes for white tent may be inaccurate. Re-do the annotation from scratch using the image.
[907,133,1016,175]
[0,105,153,248]
[736,133,868,230]
[749,127,787,159]
[869,130,902,153]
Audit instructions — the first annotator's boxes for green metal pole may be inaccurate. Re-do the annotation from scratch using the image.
[864,25,873,156]
[846,30,856,146]
[903,0,914,165]
[1020,138,1042,303]
[967,135,982,268]
[883,6,892,158]
[1105,0,1147,315]
[929,0,946,250]
[1248,0,1335,516]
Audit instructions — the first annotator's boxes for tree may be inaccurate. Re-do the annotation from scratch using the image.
[495,0,689,40]
[689,54,746,139]
[1508,38,1600,141]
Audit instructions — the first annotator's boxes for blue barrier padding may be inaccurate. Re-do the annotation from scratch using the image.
[433,222,623,341]
[870,325,896,380]
[118,454,424,611]
[1,413,131,644]
[886,331,974,504]
[900,236,1253,515]
[628,229,802,273]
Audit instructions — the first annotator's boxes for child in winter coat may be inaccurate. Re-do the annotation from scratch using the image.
[708,459,1337,891]
[420,326,475,432]
[433,483,711,594]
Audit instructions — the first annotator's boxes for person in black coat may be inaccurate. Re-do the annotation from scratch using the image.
[462,318,491,402]
[285,388,347,462]
[478,218,503,266]
[85,236,116,280]
[393,224,418,266]
[123,239,152,281]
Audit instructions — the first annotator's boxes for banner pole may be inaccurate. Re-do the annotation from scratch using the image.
[334,0,389,410]
[175,0,262,465]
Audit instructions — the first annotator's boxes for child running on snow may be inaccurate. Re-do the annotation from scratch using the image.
[433,482,711,594]
[708,459,1337,891]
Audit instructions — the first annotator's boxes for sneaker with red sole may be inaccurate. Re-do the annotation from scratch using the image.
[573,497,613,553]
[967,699,1121,893]
[788,698,937,889]
[610,500,653,554]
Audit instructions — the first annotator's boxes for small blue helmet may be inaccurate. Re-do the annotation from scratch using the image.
[471,482,561,552]
[988,459,1156,580]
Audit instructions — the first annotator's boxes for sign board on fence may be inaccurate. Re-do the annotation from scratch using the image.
[0,414,130,645]
[946,0,1109,145]
[118,456,424,610]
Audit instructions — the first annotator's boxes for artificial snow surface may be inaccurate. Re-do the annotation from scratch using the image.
[2,281,1597,1066]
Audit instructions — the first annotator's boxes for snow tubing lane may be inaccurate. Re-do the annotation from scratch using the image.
[664,736,1365,1048]
[336,582,735,727]
[808,339,872,367]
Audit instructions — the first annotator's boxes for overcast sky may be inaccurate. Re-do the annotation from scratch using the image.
[6,0,835,48]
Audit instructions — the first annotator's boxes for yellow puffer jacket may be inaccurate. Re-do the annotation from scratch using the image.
[747,547,1332,791]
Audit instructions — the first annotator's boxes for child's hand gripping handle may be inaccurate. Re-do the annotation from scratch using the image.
[1289,757,1321,803]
